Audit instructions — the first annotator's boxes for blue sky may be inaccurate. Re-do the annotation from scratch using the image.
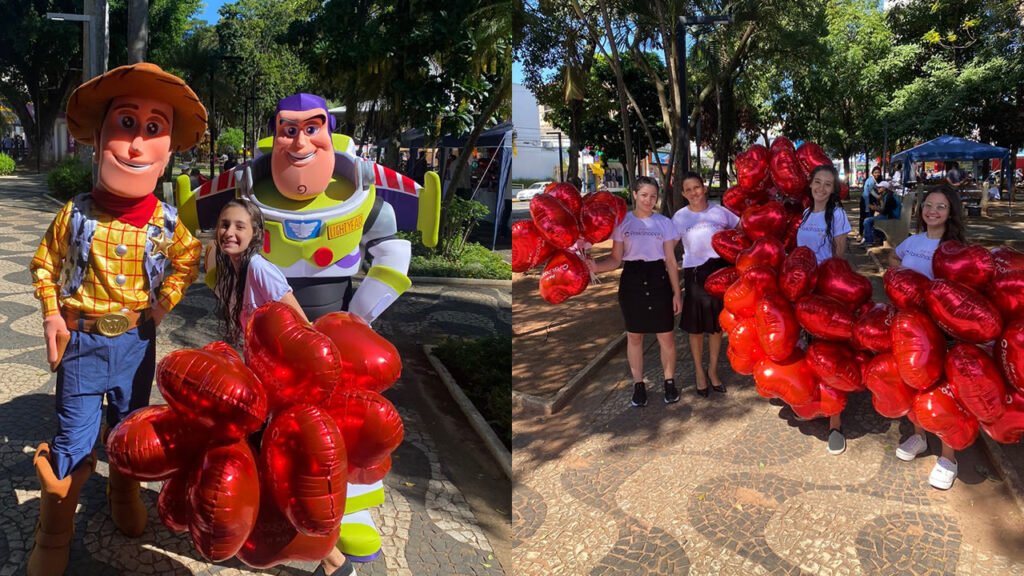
[196,0,229,25]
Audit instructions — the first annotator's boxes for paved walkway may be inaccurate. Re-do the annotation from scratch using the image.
[0,174,510,575]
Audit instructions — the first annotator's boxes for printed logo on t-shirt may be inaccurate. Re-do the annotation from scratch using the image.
[623,229,664,240]
[903,248,934,261]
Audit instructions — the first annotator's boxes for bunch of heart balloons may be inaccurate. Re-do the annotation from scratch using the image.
[105,302,405,567]
[710,140,1024,450]
[512,182,627,304]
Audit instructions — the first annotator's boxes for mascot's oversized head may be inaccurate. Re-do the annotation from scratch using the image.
[269,93,336,201]
[66,63,207,200]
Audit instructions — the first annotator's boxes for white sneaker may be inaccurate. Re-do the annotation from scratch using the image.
[895,434,927,461]
[929,457,958,490]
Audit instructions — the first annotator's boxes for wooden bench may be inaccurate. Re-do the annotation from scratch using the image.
[876,188,921,249]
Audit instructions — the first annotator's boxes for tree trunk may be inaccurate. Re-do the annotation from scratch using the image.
[127,0,149,63]
[568,98,582,180]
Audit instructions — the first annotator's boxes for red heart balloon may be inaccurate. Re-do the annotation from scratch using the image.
[719,308,739,334]
[189,440,260,562]
[735,237,785,272]
[852,303,896,353]
[770,137,796,156]
[530,194,580,249]
[545,182,583,220]
[756,293,800,361]
[863,353,918,418]
[782,213,803,252]
[261,405,347,537]
[245,302,343,411]
[780,247,818,302]
[735,145,770,190]
[202,340,241,360]
[913,384,980,451]
[806,341,863,392]
[157,349,268,440]
[999,319,1024,393]
[580,197,620,244]
[703,266,739,298]
[349,454,393,485]
[711,229,752,263]
[724,265,777,318]
[932,241,995,289]
[753,350,818,407]
[722,185,768,216]
[892,309,947,390]
[587,190,628,223]
[727,317,765,375]
[158,471,192,534]
[884,267,930,311]
[989,270,1024,322]
[945,343,1007,424]
[740,201,787,241]
[236,483,340,569]
[814,257,872,309]
[981,391,1024,444]
[323,388,405,473]
[313,311,403,394]
[795,142,831,176]
[924,279,1003,343]
[512,220,556,272]
[107,405,206,481]
[539,250,590,304]
[795,295,854,342]
[769,150,808,199]
[791,383,848,420]
[991,246,1024,275]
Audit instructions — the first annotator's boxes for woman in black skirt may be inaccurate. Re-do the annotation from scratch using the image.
[671,172,740,397]
[589,177,682,407]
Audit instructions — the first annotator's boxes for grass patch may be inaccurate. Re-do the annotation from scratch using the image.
[401,231,511,279]
[432,335,511,450]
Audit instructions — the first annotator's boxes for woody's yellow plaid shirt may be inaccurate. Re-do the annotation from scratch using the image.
[31,201,201,318]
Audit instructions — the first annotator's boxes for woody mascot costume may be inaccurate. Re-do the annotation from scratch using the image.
[28,63,203,575]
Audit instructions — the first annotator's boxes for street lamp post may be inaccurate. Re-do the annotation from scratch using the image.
[547,131,564,181]
[675,13,732,174]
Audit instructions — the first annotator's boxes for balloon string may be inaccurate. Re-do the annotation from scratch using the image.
[572,244,600,285]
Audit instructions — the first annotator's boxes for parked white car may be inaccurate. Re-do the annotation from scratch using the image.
[516,181,552,201]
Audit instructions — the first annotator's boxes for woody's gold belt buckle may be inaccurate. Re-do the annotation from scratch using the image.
[96,313,131,337]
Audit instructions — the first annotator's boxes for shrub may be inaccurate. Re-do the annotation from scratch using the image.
[47,157,93,201]
[0,152,14,175]
[397,231,511,280]
[439,196,490,260]
[217,128,244,156]
[433,335,512,449]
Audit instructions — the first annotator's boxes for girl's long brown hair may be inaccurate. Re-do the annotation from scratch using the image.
[213,198,265,343]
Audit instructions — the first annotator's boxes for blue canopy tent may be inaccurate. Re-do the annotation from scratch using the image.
[891,135,1015,213]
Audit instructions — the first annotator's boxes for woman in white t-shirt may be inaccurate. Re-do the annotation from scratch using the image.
[796,165,852,454]
[672,172,739,398]
[590,177,682,407]
[888,184,967,490]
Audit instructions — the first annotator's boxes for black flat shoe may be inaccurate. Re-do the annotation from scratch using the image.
[695,386,710,398]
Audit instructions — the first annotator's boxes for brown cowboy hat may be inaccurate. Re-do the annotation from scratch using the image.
[66,62,207,152]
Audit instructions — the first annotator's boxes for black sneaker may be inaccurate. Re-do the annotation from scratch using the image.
[664,379,680,404]
[631,382,647,407]
[827,428,846,455]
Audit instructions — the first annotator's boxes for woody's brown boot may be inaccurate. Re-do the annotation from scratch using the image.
[106,461,148,537]
[27,443,95,576]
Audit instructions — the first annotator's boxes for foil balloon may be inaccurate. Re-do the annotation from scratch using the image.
[106,404,206,481]
[349,454,393,485]
[261,404,347,536]
[852,303,896,353]
[924,279,1002,343]
[722,185,767,216]
[782,213,803,252]
[539,250,590,304]
[711,229,752,263]
[735,145,770,190]
[245,302,343,411]
[932,240,995,289]
[727,317,765,375]
[157,348,268,440]
[580,196,620,244]
[780,246,818,302]
[587,190,628,223]
[544,182,583,220]
[704,266,740,299]
[314,311,403,394]
[806,340,864,393]
[769,137,796,156]
[989,270,1024,322]
[189,440,260,562]
[158,471,192,534]
[203,340,241,360]
[719,308,739,334]
[814,257,872,309]
[236,483,340,569]
[512,220,556,272]
[740,201,787,241]
[756,293,800,361]
[791,383,848,420]
[863,353,918,418]
[735,237,785,273]
[530,194,579,249]
[724,265,777,318]
[753,350,818,407]
[795,295,854,342]
[999,319,1024,393]
[795,142,831,176]
[945,343,1007,424]
[769,149,808,199]
[892,309,946,390]
[912,384,980,451]
[323,388,405,474]
[883,267,930,311]
[981,391,1024,444]
[991,246,1024,275]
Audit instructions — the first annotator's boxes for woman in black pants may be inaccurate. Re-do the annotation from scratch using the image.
[589,177,682,406]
